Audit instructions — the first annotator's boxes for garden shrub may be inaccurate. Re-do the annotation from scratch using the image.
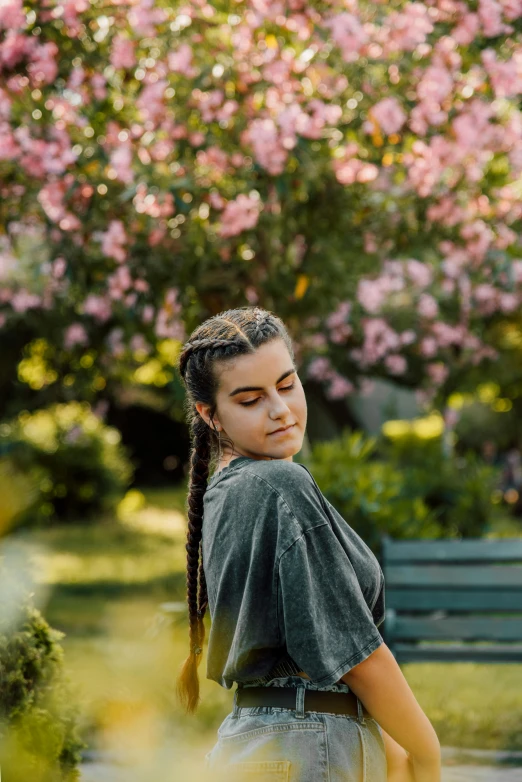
[0,592,85,781]
[0,402,134,526]
[380,425,500,538]
[303,427,500,561]
[302,429,441,560]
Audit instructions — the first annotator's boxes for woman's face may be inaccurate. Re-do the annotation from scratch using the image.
[196,338,307,462]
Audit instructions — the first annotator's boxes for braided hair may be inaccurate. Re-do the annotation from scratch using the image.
[175,306,295,714]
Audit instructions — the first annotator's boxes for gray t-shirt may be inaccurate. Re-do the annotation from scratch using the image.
[202,455,385,690]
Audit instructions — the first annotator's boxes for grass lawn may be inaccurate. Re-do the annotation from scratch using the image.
[7,484,522,767]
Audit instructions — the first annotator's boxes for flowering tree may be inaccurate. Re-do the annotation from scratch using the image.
[2,0,522,412]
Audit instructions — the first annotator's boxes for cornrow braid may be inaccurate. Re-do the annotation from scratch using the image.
[174,306,295,715]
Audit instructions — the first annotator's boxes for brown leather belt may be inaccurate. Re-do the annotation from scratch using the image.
[236,686,371,717]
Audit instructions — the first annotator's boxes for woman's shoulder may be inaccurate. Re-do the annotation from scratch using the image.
[243,458,314,490]
[243,459,327,520]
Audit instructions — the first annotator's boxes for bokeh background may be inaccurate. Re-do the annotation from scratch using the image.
[2,0,522,779]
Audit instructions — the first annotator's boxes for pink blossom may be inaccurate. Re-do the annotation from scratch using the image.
[0,31,34,70]
[242,118,288,175]
[406,259,433,288]
[108,265,133,300]
[400,330,417,345]
[110,35,136,70]
[132,184,174,218]
[136,80,167,124]
[0,122,19,160]
[0,0,25,31]
[90,73,107,101]
[60,0,90,36]
[306,356,334,382]
[363,233,378,254]
[481,48,522,98]
[0,87,11,120]
[359,318,401,366]
[142,304,155,324]
[431,322,465,347]
[473,283,498,315]
[500,292,519,312]
[452,12,480,46]
[37,182,67,222]
[478,0,513,37]
[322,12,368,63]
[27,41,59,86]
[96,220,128,263]
[10,289,41,312]
[82,294,112,322]
[107,327,125,359]
[326,372,354,399]
[130,333,151,355]
[245,286,259,304]
[333,155,379,185]
[196,146,229,176]
[155,303,185,340]
[330,324,353,344]
[209,191,225,210]
[370,97,406,136]
[219,194,261,238]
[426,362,449,385]
[357,273,403,313]
[326,300,351,329]
[168,43,198,77]
[128,0,168,37]
[418,294,439,319]
[416,65,454,104]
[420,337,438,357]
[64,322,88,349]
[385,3,434,53]
[52,257,67,278]
[385,354,407,375]
[110,145,134,185]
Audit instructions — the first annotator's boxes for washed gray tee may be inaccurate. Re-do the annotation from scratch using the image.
[202,455,385,690]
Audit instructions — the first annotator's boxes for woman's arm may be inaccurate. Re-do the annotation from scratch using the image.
[381,726,415,782]
[341,641,441,782]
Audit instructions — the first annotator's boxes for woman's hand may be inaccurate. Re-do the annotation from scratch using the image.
[380,726,416,782]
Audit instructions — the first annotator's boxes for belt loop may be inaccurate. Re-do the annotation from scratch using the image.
[356,696,366,725]
[232,687,240,718]
[295,683,306,719]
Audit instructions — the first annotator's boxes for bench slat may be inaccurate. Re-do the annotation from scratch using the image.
[386,588,522,611]
[381,538,522,563]
[385,564,522,588]
[392,643,522,663]
[391,616,522,641]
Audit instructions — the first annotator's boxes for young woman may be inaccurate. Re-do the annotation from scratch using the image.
[176,306,441,782]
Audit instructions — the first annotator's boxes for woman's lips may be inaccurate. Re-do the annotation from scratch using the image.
[270,424,295,435]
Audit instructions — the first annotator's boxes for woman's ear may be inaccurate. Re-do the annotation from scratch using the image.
[195,402,222,432]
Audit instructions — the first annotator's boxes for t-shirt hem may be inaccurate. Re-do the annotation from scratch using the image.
[310,632,384,688]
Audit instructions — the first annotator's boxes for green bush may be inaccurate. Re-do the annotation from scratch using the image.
[303,427,500,560]
[380,429,500,538]
[0,402,134,526]
[302,430,441,559]
[0,593,85,781]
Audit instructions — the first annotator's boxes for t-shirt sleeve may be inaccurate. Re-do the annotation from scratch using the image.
[277,520,384,687]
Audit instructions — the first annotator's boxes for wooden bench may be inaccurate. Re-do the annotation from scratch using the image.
[380,535,522,663]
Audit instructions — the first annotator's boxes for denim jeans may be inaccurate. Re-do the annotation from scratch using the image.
[204,675,387,781]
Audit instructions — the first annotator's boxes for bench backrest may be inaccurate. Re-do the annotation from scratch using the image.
[380,535,522,663]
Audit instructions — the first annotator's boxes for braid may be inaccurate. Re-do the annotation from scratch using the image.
[178,336,240,380]
[175,415,210,714]
[175,306,295,715]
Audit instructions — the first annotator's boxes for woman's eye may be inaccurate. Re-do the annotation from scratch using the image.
[239,383,295,407]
